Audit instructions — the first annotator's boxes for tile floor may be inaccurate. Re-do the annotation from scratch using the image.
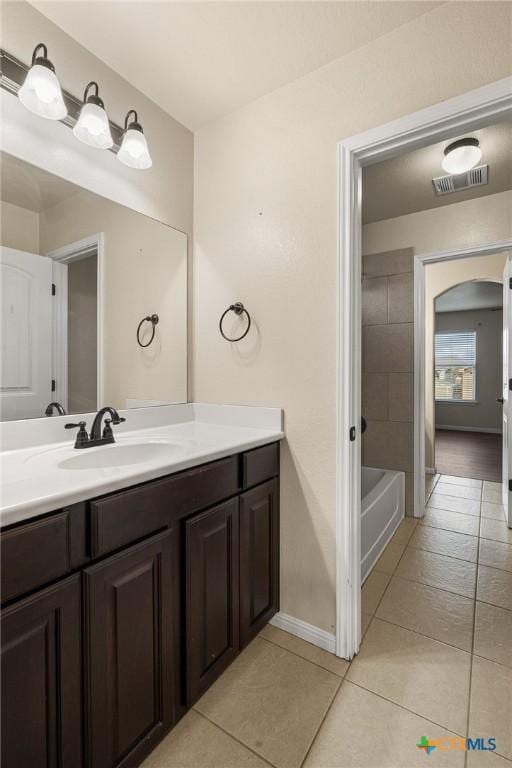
[143,475,511,768]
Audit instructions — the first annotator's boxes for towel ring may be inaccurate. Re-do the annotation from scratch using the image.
[137,313,159,347]
[219,302,251,342]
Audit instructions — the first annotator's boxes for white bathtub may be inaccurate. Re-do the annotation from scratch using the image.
[361,466,405,584]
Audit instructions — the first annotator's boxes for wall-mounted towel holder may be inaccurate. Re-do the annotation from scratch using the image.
[219,302,251,342]
[137,313,159,347]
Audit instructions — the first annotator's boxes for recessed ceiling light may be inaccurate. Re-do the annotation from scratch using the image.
[442,137,481,175]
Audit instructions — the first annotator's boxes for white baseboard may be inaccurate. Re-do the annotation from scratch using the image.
[270,612,336,654]
[436,425,502,434]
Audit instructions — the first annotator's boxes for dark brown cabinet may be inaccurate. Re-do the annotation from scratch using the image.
[0,442,280,768]
[83,530,176,768]
[1,574,82,768]
[185,497,240,704]
[239,478,280,647]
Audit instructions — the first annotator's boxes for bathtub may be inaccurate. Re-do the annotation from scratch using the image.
[361,466,405,584]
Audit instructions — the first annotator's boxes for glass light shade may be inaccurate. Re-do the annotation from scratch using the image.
[442,143,482,174]
[73,102,113,149]
[117,128,152,169]
[18,64,67,120]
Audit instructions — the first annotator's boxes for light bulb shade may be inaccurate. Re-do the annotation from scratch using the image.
[442,138,481,175]
[73,101,113,149]
[18,62,67,120]
[118,127,152,169]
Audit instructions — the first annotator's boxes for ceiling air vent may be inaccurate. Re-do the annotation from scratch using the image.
[432,164,488,196]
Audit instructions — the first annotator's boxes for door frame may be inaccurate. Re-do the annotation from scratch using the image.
[413,242,512,520]
[47,233,105,412]
[335,76,512,660]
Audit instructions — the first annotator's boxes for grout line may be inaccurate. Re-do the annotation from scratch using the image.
[386,572,476,603]
[298,678,344,768]
[257,634,350,679]
[373,613,473,655]
[471,648,512,672]
[407,542,477,565]
[193,710,279,768]
[346,679,468,739]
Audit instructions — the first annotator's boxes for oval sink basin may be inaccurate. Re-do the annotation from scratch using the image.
[58,442,182,471]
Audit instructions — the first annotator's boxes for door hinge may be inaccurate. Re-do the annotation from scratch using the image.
[509,479,512,493]
[51,379,56,392]
[509,277,512,290]
[52,283,56,296]
[349,426,356,442]
[509,378,512,391]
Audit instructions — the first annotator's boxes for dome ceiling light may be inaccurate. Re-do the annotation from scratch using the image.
[442,137,482,175]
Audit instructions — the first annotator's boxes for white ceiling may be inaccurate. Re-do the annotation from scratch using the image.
[30,1,442,130]
[363,121,512,224]
[1,152,80,212]
[435,281,503,313]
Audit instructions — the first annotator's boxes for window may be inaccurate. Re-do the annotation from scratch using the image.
[435,330,476,402]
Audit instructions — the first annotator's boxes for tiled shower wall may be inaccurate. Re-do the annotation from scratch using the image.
[362,248,414,514]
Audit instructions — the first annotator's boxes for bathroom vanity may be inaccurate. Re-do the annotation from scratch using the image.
[0,406,283,768]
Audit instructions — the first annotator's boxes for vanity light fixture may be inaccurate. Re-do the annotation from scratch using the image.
[442,137,482,175]
[18,43,67,120]
[73,81,113,149]
[117,109,152,169]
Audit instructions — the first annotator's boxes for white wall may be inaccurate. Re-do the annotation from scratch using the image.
[193,2,512,634]
[363,191,512,257]
[435,308,503,432]
[0,200,39,252]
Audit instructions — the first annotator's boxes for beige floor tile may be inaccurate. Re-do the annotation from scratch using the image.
[479,538,512,574]
[483,484,504,505]
[422,508,480,536]
[441,475,483,488]
[467,751,512,768]
[409,525,478,563]
[481,502,506,521]
[435,482,482,501]
[304,681,465,768]
[347,619,471,734]
[376,577,475,651]
[391,517,418,546]
[395,547,477,598]
[473,601,512,669]
[194,637,340,768]
[374,540,406,575]
[477,565,512,611]
[469,657,512,760]
[259,625,349,677]
[140,710,270,768]
[480,518,512,545]
[362,570,391,615]
[428,493,481,517]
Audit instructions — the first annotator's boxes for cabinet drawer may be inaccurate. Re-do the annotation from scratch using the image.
[1,504,88,604]
[241,442,279,489]
[90,455,239,557]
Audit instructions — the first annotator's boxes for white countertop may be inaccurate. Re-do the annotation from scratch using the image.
[0,404,284,527]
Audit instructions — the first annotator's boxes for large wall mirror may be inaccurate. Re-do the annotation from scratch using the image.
[0,151,187,421]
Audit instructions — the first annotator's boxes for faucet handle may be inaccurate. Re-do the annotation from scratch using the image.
[113,416,126,425]
[65,421,89,448]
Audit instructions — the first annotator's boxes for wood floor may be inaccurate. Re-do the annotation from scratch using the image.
[435,429,502,482]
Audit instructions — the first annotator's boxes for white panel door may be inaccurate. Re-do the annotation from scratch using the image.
[503,255,512,527]
[0,246,53,420]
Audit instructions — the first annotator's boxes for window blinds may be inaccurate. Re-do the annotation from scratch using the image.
[435,331,476,367]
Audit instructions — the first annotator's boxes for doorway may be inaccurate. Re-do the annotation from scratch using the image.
[335,77,512,660]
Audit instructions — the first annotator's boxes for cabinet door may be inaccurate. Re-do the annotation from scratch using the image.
[240,479,280,647]
[1,574,82,768]
[84,529,176,768]
[185,498,239,704]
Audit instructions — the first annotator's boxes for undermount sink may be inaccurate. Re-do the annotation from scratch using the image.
[58,441,182,471]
